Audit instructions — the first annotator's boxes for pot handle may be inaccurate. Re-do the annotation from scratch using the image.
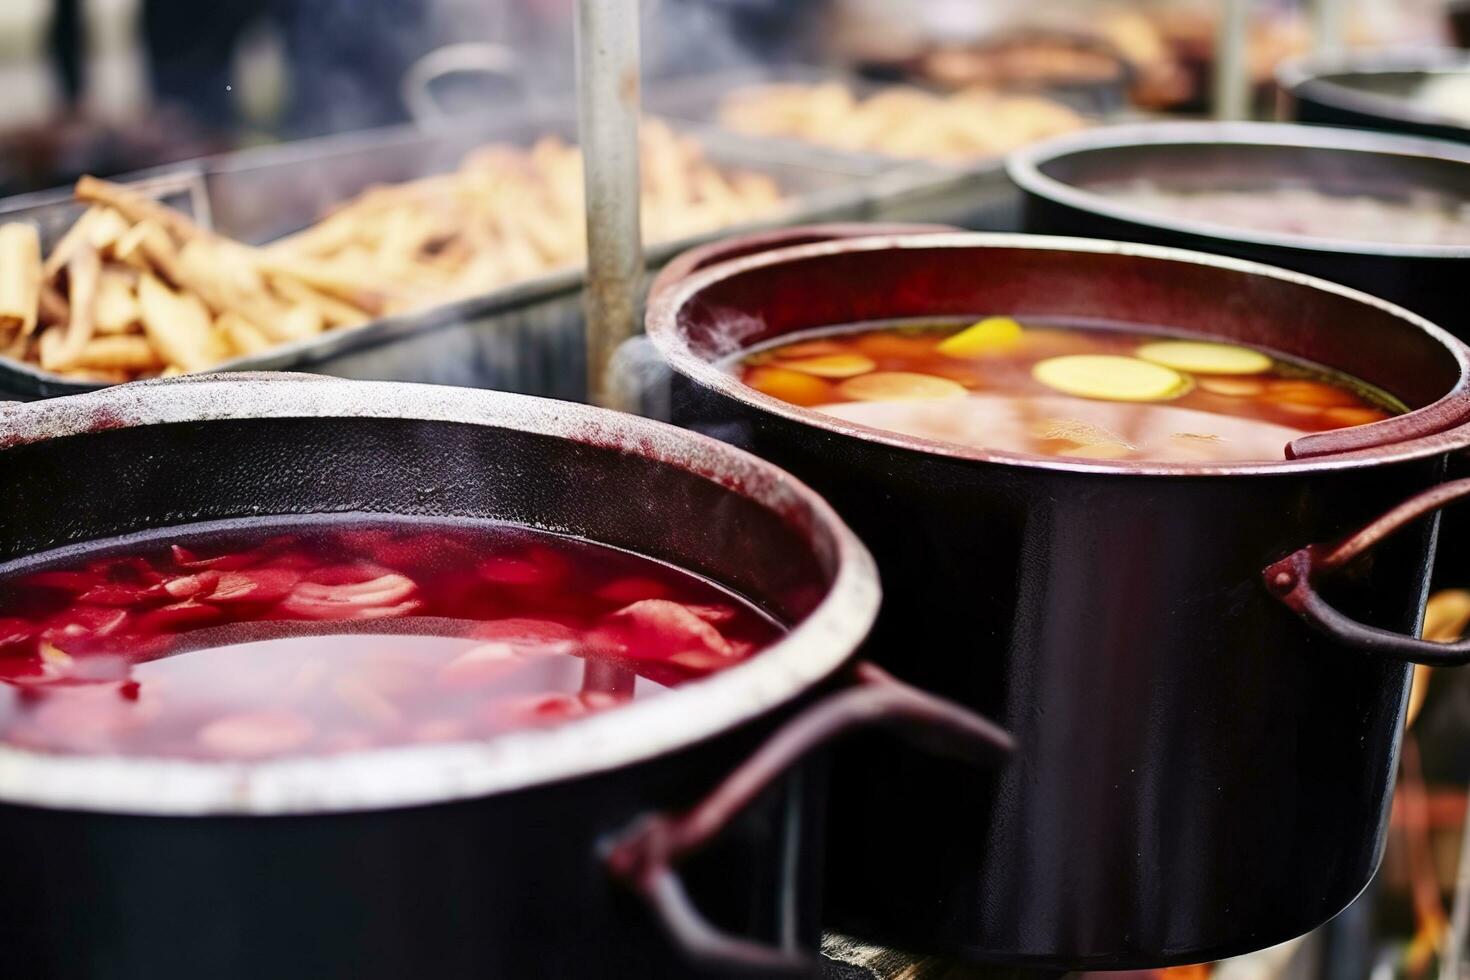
[1264,477,1470,665]
[647,222,961,307]
[400,43,527,129]
[604,661,1012,975]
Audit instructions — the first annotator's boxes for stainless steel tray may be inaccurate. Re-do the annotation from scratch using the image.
[644,65,1123,232]
[0,111,876,402]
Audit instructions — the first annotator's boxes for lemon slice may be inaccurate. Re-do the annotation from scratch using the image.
[839,372,967,401]
[1135,341,1272,375]
[1033,355,1189,402]
[780,353,877,378]
[1198,377,1266,397]
[937,317,1023,358]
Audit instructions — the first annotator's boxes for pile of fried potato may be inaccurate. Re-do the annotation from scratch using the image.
[719,82,1087,163]
[0,120,785,383]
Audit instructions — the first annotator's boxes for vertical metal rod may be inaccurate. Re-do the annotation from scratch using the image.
[575,0,644,412]
[1310,0,1346,57]
[1213,0,1251,121]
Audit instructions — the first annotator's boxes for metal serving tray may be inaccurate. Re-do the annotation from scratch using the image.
[0,111,876,402]
[644,65,1128,232]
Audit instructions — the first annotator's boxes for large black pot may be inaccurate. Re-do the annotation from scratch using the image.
[1007,121,1470,339]
[647,228,1470,969]
[0,374,1010,980]
[1278,48,1470,146]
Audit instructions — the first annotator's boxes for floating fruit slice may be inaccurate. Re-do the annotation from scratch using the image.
[1265,379,1362,408]
[745,366,835,407]
[1135,341,1271,375]
[604,599,734,659]
[438,642,523,687]
[1198,377,1266,397]
[1033,355,1189,402]
[779,353,876,378]
[937,317,1023,358]
[838,371,967,402]
[772,339,847,359]
[594,576,673,603]
[198,710,314,758]
[852,332,936,360]
[1321,406,1391,428]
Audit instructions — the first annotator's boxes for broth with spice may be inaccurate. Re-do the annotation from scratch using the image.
[0,518,781,761]
[735,318,1400,463]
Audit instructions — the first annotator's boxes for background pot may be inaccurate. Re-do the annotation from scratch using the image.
[1008,121,1470,339]
[1278,48,1470,146]
[0,375,1008,980]
[647,229,1470,969]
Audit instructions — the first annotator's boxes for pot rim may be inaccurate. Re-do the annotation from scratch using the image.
[646,231,1470,476]
[0,375,881,817]
[1007,120,1470,258]
[1278,46,1470,136]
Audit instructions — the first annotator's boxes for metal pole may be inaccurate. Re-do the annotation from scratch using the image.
[1310,0,1347,58]
[1213,0,1251,121]
[575,0,644,412]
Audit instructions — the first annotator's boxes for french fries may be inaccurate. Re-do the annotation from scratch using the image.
[0,121,786,383]
[719,82,1087,163]
[0,223,41,337]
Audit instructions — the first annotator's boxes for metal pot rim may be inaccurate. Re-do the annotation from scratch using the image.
[0,375,881,817]
[1007,120,1470,258]
[1278,47,1470,136]
[646,231,1470,476]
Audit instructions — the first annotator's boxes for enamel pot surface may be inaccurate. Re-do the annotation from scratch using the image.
[1278,49,1470,147]
[647,228,1470,969]
[1008,121,1470,339]
[0,375,1011,980]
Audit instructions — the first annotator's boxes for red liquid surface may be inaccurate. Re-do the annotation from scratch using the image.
[0,519,781,760]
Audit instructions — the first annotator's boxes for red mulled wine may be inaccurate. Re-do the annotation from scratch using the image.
[0,518,781,760]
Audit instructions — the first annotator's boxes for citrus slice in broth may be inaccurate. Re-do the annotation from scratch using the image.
[839,372,968,401]
[1033,355,1190,402]
[937,317,1024,358]
[779,353,877,378]
[1135,341,1272,375]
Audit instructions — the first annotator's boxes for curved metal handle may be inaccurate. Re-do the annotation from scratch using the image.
[604,661,1012,975]
[401,43,526,129]
[1265,477,1470,665]
[647,222,961,307]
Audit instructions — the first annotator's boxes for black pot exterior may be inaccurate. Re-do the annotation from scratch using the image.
[0,731,819,980]
[648,233,1470,968]
[675,377,1430,968]
[1020,193,1470,343]
[0,378,880,980]
[1287,88,1470,146]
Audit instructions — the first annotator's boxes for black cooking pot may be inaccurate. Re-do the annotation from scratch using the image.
[1278,48,1470,146]
[1007,121,1470,339]
[0,374,1010,980]
[647,228,1470,969]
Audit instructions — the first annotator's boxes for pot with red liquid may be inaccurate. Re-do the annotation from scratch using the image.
[0,374,1009,980]
[647,227,1470,969]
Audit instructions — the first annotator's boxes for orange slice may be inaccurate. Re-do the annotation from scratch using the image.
[838,371,967,401]
[1033,355,1189,402]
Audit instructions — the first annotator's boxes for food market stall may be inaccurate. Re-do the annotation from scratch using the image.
[3,2,1470,979]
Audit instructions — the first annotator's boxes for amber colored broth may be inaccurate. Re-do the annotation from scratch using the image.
[736,319,1400,463]
[0,518,781,760]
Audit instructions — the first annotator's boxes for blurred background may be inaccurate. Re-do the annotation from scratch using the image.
[0,0,1453,194]
[5,2,1470,978]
